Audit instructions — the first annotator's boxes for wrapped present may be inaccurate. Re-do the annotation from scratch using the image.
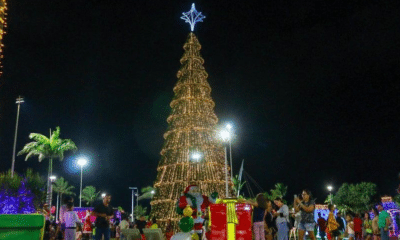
[209,199,252,240]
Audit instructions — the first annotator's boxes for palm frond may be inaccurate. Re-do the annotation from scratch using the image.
[29,133,50,144]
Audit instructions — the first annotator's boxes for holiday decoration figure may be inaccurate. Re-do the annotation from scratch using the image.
[176,185,218,239]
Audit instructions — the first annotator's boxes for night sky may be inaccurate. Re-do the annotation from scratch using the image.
[1,0,399,211]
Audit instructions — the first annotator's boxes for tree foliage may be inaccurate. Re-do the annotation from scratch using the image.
[232,175,246,197]
[18,126,77,162]
[134,205,148,218]
[333,182,377,213]
[137,186,155,201]
[265,183,288,200]
[81,186,100,206]
[53,177,75,198]
[0,169,46,212]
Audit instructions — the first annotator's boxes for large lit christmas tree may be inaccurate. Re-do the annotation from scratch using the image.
[0,0,7,76]
[150,4,232,228]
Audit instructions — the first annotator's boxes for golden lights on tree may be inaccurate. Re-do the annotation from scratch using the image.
[0,0,6,76]
[150,33,233,228]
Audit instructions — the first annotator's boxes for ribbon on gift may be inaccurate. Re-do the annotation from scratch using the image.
[215,198,238,240]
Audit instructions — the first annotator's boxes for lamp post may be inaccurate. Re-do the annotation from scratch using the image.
[49,175,57,212]
[77,158,88,207]
[226,123,233,180]
[220,129,231,198]
[11,96,24,178]
[129,187,138,222]
[327,185,333,204]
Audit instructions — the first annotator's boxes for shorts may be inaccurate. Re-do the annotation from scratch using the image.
[331,229,341,237]
[298,222,315,232]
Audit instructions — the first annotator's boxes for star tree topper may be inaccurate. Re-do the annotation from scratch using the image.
[181,3,206,32]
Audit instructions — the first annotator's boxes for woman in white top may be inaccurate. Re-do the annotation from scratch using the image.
[64,203,82,240]
[274,197,290,240]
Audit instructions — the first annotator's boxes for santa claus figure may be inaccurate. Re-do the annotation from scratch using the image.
[177,185,218,239]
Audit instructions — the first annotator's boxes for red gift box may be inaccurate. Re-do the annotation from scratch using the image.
[209,201,252,240]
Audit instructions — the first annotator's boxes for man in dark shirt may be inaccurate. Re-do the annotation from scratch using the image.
[93,193,114,240]
[336,212,345,233]
[135,215,147,240]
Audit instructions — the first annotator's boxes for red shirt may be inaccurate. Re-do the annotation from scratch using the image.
[318,218,327,231]
[353,217,363,232]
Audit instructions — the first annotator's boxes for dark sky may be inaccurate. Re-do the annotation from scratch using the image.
[1,0,399,211]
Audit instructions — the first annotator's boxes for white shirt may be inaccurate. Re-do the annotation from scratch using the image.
[64,210,82,228]
[276,205,289,224]
[120,220,129,230]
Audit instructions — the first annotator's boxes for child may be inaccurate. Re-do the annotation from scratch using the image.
[346,214,355,240]
[246,193,268,240]
[63,202,82,240]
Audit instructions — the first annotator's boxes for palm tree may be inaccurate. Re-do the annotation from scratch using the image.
[232,175,246,197]
[137,186,156,201]
[134,205,148,219]
[18,126,77,207]
[53,177,75,220]
[81,186,100,206]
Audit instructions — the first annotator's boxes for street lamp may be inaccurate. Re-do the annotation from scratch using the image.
[190,152,202,162]
[101,193,106,198]
[219,129,231,198]
[225,123,234,180]
[327,185,333,204]
[11,96,24,178]
[49,175,57,212]
[129,187,138,222]
[151,190,155,194]
[77,158,88,207]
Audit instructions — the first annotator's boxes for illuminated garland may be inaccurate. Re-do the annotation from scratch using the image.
[0,0,7,76]
[150,33,233,230]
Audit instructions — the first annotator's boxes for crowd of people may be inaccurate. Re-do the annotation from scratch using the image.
[41,189,394,240]
[42,193,162,240]
[247,189,394,240]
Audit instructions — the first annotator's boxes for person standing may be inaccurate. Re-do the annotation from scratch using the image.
[317,213,327,240]
[294,190,316,240]
[265,201,275,240]
[327,204,341,240]
[371,208,380,240]
[377,204,391,240]
[93,194,114,240]
[64,202,82,240]
[274,197,290,240]
[364,212,373,240]
[354,213,363,240]
[245,193,268,240]
[346,214,355,240]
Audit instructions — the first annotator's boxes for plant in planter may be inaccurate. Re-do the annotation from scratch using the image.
[0,169,46,214]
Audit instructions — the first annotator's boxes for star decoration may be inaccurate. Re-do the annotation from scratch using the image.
[181,3,206,32]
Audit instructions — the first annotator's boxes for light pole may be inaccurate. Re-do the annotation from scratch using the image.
[129,187,138,222]
[77,158,88,207]
[11,96,24,178]
[327,185,333,204]
[220,129,231,198]
[49,175,57,213]
[226,123,234,180]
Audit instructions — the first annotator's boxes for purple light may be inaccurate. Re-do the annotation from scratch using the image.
[0,179,37,214]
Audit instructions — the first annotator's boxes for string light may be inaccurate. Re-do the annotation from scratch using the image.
[0,0,7,76]
[150,33,233,229]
